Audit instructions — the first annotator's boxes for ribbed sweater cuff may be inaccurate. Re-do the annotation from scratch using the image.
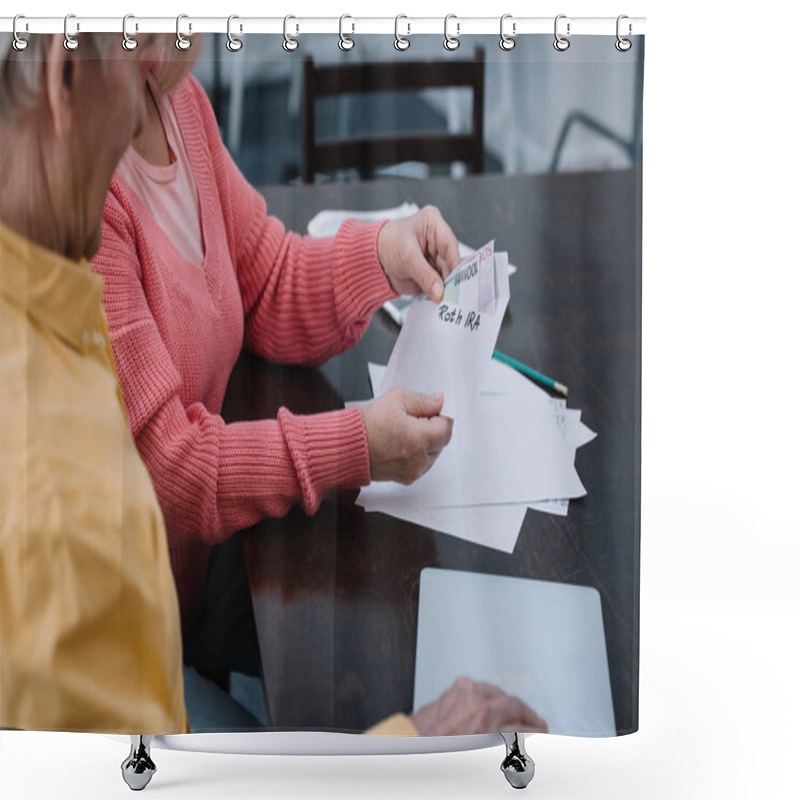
[334,219,397,322]
[278,405,371,511]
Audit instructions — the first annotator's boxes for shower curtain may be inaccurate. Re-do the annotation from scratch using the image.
[0,25,643,743]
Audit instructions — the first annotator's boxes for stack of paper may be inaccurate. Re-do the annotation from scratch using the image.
[354,243,595,554]
[355,357,595,553]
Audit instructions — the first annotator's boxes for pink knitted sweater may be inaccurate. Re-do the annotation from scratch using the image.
[93,76,394,621]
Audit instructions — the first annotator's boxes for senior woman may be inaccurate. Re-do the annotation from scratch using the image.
[91,43,460,713]
[0,32,187,734]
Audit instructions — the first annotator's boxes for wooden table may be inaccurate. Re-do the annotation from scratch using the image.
[222,169,641,734]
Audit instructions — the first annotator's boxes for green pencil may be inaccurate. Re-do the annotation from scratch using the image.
[492,350,569,398]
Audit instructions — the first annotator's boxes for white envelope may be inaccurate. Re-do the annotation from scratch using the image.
[379,247,510,420]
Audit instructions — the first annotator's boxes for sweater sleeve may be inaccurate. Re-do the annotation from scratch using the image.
[94,187,372,548]
[187,77,397,365]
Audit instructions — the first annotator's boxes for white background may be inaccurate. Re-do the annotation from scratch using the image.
[2,1,799,798]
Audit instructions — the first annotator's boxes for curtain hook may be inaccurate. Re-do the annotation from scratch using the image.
[444,14,460,51]
[499,14,516,51]
[12,15,28,51]
[616,15,632,52]
[553,14,570,51]
[394,15,410,51]
[283,15,299,52]
[227,15,243,51]
[339,14,355,51]
[63,13,79,51]
[122,14,138,51]
[176,14,192,51]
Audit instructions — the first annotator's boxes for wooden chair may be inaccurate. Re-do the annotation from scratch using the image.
[301,48,485,183]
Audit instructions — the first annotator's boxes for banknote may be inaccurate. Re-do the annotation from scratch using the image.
[441,239,496,313]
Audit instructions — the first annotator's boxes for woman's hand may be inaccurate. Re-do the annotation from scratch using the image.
[411,677,549,736]
[376,205,460,302]
[362,388,453,484]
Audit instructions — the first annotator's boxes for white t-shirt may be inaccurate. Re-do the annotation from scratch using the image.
[116,77,205,267]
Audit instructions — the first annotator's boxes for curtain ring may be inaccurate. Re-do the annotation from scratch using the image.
[553,14,570,51]
[339,15,355,51]
[615,15,632,52]
[444,14,460,51]
[122,14,138,51]
[227,15,243,51]
[12,15,28,51]
[394,15,410,51]
[283,15,299,52]
[499,14,515,51]
[176,14,192,51]
[63,14,79,51]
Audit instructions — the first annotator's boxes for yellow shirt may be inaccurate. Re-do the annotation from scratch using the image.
[0,223,187,733]
[365,713,419,736]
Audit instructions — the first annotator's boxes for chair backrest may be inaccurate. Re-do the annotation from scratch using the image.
[302,48,485,183]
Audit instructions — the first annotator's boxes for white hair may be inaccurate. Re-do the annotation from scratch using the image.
[0,33,117,123]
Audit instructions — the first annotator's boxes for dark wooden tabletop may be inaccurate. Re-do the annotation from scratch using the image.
[223,169,641,734]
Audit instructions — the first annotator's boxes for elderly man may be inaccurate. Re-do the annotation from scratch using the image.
[0,32,187,734]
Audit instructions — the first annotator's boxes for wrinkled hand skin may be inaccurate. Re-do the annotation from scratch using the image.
[361,388,453,485]
[377,205,460,302]
[410,676,549,736]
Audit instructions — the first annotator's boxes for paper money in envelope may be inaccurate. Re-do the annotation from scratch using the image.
[379,241,510,419]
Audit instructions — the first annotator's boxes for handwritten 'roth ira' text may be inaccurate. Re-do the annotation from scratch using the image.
[438,304,481,331]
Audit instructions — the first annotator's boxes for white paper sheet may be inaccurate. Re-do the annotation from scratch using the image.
[359,502,526,554]
[358,494,570,551]
[414,568,617,737]
[528,497,570,516]
[480,359,597,448]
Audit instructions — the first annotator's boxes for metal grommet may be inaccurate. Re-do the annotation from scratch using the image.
[339,14,355,51]
[283,15,299,52]
[122,14,138,51]
[615,14,632,52]
[553,14,570,52]
[499,14,515,51]
[227,15,243,52]
[394,15,410,51]
[63,14,79,51]
[176,14,192,51]
[444,14,460,51]
[12,15,29,51]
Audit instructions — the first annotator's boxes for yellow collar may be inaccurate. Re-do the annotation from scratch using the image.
[0,222,106,354]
